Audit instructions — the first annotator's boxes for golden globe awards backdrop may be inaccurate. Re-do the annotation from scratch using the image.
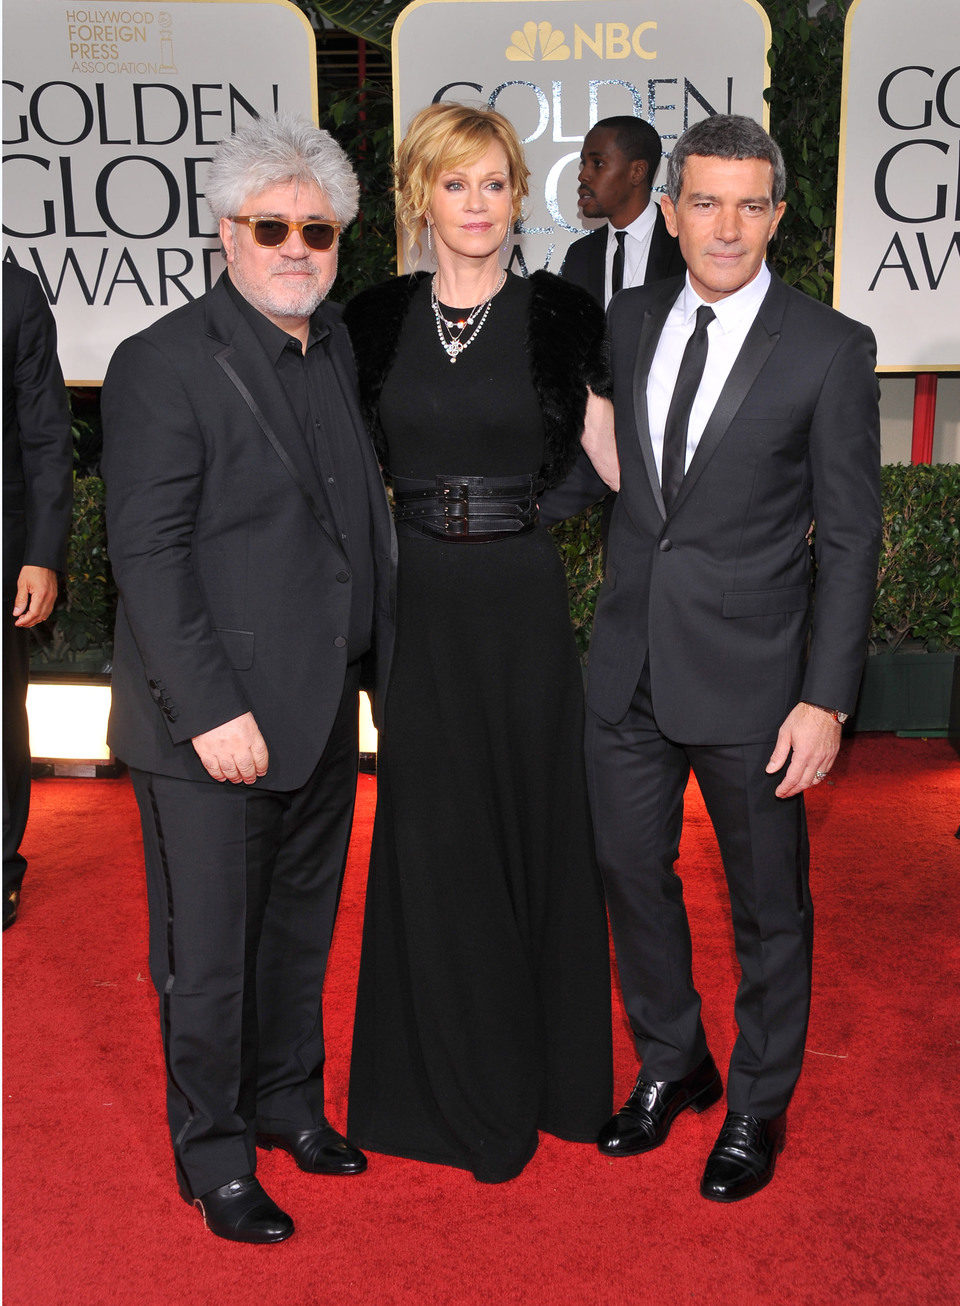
[835,0,960,371]
[2,0,317,383]
[392,0,771,273]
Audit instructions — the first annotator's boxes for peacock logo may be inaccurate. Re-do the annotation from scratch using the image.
[505,20,571,61]
[504,20,658,62]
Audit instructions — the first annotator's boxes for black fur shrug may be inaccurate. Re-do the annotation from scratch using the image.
[343,270,612,489]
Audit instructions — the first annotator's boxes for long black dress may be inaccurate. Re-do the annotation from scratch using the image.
[346,273,612,1183]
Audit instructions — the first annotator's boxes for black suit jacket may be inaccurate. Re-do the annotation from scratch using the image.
[559,205,685,305]
[102,273,396,791]
[2,265,73,594]
[558,271,881,744]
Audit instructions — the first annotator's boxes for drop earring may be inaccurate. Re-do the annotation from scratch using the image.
[426,220,433,253]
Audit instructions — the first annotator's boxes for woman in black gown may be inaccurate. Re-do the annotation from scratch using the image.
[345,103,618,1184]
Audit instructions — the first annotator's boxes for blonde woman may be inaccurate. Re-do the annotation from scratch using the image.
[345,102,616,1183]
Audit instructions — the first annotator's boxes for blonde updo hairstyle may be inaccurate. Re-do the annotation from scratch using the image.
[395,102,530,259]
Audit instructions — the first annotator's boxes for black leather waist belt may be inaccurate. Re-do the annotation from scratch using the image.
[392,474,541,543]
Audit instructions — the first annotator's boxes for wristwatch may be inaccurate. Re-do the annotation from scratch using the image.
[805,702,849,724]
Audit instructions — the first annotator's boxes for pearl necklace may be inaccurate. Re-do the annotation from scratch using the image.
[431,270,506,363]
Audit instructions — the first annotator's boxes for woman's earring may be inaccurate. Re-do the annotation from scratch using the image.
[426,220,433,253]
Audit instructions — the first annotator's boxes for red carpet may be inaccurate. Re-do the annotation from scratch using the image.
[3,735,959,1304]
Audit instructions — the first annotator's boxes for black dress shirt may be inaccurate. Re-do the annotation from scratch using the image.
[224,276,374,661]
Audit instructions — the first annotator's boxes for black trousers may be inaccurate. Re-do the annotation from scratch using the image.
[585,662,813,1119]
[131,666,360,1199]
[2,604,31,900]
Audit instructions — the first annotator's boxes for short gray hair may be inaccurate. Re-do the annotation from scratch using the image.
[206,113,360,225]
[666,115,787,206]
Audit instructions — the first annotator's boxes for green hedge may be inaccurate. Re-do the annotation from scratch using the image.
[871,463,960,652]
[549,505,605,661]
[29,474,115,672]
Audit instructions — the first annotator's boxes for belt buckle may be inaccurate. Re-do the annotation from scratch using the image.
[440,480,469,537]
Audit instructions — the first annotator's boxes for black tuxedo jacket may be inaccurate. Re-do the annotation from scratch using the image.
[582,271,882,744]
[559,205,686,305]
[102,273,396,791]
[2,265,72,594]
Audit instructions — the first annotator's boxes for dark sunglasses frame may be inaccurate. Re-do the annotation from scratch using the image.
[231,216,341,251]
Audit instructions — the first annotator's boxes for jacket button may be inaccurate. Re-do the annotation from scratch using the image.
[336,571,350,583]
[334,636,347,648]
[659,538,673,552]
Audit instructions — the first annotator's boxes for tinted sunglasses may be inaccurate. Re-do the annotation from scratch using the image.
[231,216,341,251]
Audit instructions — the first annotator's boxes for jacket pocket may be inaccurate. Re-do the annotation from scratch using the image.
[214,628,254,669]
[721,585,809,618]
[731,407,797,424]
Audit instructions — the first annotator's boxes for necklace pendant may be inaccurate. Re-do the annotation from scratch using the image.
[432,269,505,362]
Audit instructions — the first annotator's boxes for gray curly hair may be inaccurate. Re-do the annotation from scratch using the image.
[205,112,359,225]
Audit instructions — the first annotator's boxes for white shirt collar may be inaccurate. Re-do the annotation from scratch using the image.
[609,201,657,245]
[680,260,771,332]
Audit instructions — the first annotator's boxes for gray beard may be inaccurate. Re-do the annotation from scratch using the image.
[230,260,335,324]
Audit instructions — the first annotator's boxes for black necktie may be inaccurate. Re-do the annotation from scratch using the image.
[611,230,627,297]
[660,304,716,510]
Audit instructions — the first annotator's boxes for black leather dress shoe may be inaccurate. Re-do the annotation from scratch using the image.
[700,1111,786,1202]
[597,1052,722,1156]
[191,1174,294,1243]
[3,889,20,931]
[256,1121,367,1175]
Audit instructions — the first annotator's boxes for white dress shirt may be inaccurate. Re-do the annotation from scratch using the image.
[647,262,772,480]
[604,202,658,305]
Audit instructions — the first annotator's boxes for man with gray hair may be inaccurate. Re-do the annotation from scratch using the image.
[544,115,880,1201]
[102,114,395,1242]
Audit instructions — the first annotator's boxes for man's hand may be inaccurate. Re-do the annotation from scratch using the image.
[765,702,841,799]
[12,566,58,627]
[192,712,269,784]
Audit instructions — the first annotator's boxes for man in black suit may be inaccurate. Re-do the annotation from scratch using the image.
[549,116,881,1202]
[2,265,73,930]
[560,117,685,547]
[561,115,685,307]
[102,114,395,1243]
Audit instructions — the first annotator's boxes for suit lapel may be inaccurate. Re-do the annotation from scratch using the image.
[630,288,678,517]
[644,208,670,284]
[669,274,785,515]
[323,318,398,572]
[586,228,606,304]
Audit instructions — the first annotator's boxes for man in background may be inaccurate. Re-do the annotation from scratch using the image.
[2,264,73,930]
[561,115,685,307]
[560,116,685,542]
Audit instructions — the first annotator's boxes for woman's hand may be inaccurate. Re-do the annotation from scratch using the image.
[581,391,619,491]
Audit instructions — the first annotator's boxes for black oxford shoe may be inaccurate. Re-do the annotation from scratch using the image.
[700,1111,786,1203]
[597,1052,723,1156]
[3,889,20,931]
[191,1174,293,1243]
[256,1121,367,1175]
